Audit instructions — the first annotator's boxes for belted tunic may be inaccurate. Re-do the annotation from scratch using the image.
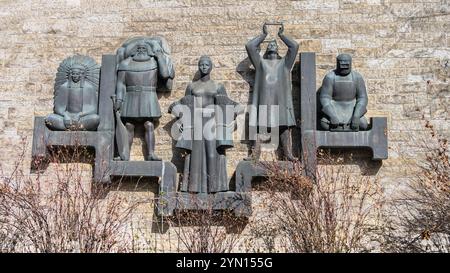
[117,58,161,118]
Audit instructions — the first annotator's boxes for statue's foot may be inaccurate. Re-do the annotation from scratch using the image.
[146,154,162,161]
[114,155,130,161]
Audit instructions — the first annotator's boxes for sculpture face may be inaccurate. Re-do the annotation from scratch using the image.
[336,54,352,76]
[266,40,278,54]
[198,57,212,76]
[70,68,83,83]
[133,44,151,62]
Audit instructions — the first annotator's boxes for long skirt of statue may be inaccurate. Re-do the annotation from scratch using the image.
[180,115,229,193]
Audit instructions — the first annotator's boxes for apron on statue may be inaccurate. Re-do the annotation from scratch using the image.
[332,73,357,125]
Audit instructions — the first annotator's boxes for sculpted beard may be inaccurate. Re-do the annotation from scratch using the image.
[133,51,151,62]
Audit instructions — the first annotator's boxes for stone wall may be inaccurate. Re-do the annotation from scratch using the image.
[0,0,449,252]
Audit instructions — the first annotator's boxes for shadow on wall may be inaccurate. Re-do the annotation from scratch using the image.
[162,118,185,174]
[110,176,170,234]
[236,56,255,157]
[317,149,382,176]
[31,145,96,178]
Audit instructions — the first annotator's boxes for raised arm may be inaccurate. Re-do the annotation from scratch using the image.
[154,51,170,79]
[320,73,339,126]
[245,24,268,68]
[278,25,299,69]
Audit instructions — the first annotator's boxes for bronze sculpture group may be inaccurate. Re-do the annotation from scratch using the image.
[33,22,387,216]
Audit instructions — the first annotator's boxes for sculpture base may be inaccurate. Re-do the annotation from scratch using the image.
[235,160,297,189]
[31,116,113,183]
[313,117,388,160]
[301,117,388,177]
[110,160,178,217]
[31,116,178,217]
[165,161,259,218]
[170,192,251,217]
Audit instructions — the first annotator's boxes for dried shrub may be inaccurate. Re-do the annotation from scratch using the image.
[0,143,139,253]
[167,207,244,253]
[381,121,450,252]
[247,159,384,253]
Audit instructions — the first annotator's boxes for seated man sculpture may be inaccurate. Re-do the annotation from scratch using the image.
[319,53,368,131]
[45,55,100,131]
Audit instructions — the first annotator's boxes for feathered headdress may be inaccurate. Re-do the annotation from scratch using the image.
[54,55,100,95]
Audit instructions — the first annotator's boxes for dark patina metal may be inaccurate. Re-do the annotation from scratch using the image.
[245,22,299,161]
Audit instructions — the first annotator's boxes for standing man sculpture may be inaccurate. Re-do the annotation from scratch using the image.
[319,53,368,131]
[114,37,175,161]
[245,23,299,161]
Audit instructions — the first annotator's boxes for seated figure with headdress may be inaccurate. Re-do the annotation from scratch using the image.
[45,55,100,131]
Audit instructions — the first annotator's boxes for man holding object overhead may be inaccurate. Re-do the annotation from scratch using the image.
[245,22,299,161]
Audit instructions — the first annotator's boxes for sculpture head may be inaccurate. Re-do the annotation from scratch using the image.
[55,55,99,91]
[69,66,84,83]
[266,40,278,55]
[132,42,151,62]
[69,64,86,87]
[336,54,352,76]
[198,55,213,76]
[263,40,280,60]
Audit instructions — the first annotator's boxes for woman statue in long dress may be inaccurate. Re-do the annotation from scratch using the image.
[169,56,240,193]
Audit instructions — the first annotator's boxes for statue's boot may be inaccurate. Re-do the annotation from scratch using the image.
[280,127,296,161]
[144,121,161,161]
[123,122,135,161]
[320,117,331,130]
